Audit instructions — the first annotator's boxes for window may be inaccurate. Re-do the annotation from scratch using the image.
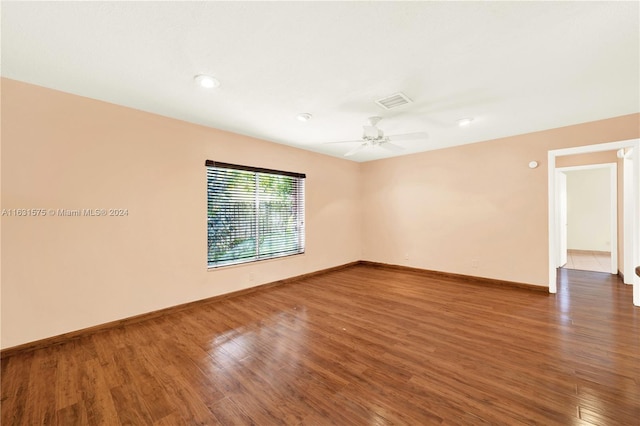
[206,161,305,268]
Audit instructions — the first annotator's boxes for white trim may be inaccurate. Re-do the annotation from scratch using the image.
[610,164,618,275]
[548,150,557,293]
[556,163,615,173]
[549,139,638,156]
[555,170,567,267]
[632,146,640,306]
[547,139,640,307]
[623,151,634,284]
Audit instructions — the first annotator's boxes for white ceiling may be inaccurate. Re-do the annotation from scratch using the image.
[2,1,638,162]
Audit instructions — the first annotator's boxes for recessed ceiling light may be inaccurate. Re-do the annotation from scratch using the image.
[457,117,474,127]
[194,74,220,89]
[296,113,312,122]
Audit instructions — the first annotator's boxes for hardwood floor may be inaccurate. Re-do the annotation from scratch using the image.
[2,265,638,425]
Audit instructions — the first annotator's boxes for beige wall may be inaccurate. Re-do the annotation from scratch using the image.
[565,168,611,251]
[0,79,362,349]
[361,114,639,286]
[2,78,639,349]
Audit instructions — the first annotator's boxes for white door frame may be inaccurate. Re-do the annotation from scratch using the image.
[556,163,618,274]
[621,148,635,284]
[548,139,640,306]
[556,170,568,268]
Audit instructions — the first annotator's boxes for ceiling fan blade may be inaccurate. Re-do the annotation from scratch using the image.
[344,143,368,157]
[380,142,405,152]
[387,132,428,142]
[324,139,364,144]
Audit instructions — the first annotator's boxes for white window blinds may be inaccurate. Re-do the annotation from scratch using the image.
[206,161,305,268]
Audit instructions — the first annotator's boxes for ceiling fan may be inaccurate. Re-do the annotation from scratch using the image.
[327,116,428,157]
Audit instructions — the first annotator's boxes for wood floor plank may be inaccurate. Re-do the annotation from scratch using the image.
[55,342,82,412]
[2,264,638,425]
[209,397,254,426]
[0,352,34,425]
[55,402,88,426]
[78,358,119,425]
[23,348,58,425]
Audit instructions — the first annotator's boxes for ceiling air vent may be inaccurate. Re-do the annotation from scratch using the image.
[374,92,413,110]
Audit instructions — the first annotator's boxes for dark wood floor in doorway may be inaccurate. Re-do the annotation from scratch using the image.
[2,265,638,425]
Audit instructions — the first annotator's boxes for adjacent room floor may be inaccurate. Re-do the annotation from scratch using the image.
[563,249,612,273]
[1,265,638,425]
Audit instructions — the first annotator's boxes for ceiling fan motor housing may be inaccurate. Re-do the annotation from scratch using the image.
[363,117,385,140]
[363,127,384,140]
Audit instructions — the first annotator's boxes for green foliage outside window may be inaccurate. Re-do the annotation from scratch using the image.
[207,165,304,267]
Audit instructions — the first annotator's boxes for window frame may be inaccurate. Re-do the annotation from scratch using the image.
[206,160,306,269]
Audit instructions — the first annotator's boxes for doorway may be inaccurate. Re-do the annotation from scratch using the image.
[556,164,617,274]
[547,139,640,307]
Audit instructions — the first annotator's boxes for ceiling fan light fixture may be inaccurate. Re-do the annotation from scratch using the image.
[296,113,312,122]
[194,74,220,89]
[457,117,474,127]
